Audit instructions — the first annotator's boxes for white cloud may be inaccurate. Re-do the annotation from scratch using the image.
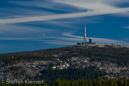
[0,0,129,25]
[45,33,129,46]
[53,0,116,10]
[42,36,129,46]
[123,26,129,29]
[0,24,55,35]
[53,0,129,16]
[53,0,129,8]
[1,7,129,25]
[43,40,75,45]
[0,24,59,42]
[92,37,129,46]
[48,21,79,29]
[0,37,40,41]
[9,0,75,12]
[63,32,83,38]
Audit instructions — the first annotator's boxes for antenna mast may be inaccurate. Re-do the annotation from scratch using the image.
[84,24,86,45]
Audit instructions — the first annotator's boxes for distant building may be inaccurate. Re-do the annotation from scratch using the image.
[78,38,95,45]
[89,38,92,44]
[77,42,81,45]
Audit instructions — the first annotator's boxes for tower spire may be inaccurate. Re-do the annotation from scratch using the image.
[84,24,86,45]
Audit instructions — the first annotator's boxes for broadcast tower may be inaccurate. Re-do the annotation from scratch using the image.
[83,24,86,45]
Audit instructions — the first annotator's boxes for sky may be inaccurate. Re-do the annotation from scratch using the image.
[0,0,129,53]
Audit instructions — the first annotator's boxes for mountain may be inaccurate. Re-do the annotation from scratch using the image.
[0,44,129,81]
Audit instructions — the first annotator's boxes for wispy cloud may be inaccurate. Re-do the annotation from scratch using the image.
[53,0,115,10]
[53,0,129,8]
[53,0,129,16]
[9,0,78,13]
[0,37,40,41]
[92,37,129,46]
[44,33,129,46]
[43,40,75,45]
[0,24,59,42]
[63,32,83,38]
[0,24,55,35]
[1,7,129,25]
[42,36,129,46]
[47,21,79,29]
[0,7,55,19]
[123,26,129,29]
[0,0,129,25]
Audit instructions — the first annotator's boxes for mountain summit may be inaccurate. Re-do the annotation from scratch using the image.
[0,44,129,80]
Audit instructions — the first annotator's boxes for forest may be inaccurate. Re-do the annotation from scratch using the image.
[39,67,106,83]
[0,45,129,84]
[0,45,129,67]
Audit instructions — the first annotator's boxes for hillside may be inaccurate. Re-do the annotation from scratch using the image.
[0,44,129,81]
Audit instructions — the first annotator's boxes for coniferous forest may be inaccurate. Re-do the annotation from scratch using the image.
[39,68,106,83]
[1,45,129,85]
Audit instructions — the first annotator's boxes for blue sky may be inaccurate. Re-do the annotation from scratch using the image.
[0,0,129,53]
